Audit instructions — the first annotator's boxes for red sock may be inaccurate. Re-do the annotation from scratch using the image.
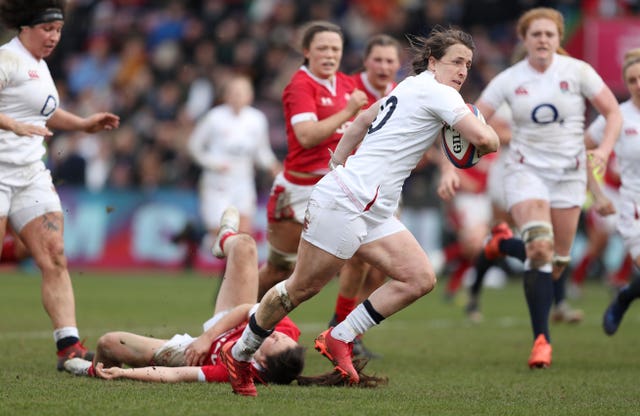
[611,254,632,286]
[443,242,462,262]
[334,294,357,323]
[0,238,17,263]
[88,364,96,377]
[218,232,237,255]
[571,254,592,285]
[447,261,471,294]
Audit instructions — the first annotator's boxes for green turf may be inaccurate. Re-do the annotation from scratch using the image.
[1,269,639,415]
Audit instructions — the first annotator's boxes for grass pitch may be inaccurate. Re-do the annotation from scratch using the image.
[1,269,639,415]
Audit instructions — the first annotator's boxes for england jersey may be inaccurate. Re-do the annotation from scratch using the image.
[351,71,396,107]
[282,66,357,175]
[188,104,277,190]
[335,71,469,218]
[588,100,640,198]
[480,54,604,170]
[0,37,58,166]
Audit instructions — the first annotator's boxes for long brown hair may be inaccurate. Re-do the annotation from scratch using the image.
[296,358,388,388]
[259,347,388,388]
[408,26,475,75]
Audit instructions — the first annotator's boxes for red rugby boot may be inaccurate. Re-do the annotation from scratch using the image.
[314,328,359,384]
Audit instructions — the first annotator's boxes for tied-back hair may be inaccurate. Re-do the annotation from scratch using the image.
[298,20,343,67]
[516,7,570,56]
[408,26,475,75]
[622,48,640,78]
[0,0,66,30]
[363,33,400,60]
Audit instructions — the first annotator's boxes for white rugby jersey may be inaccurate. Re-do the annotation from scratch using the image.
[588,100,640,198]
[188,104,277,189]
[335,70,469,218]
[480,54,604,170]
[0,37,58,165]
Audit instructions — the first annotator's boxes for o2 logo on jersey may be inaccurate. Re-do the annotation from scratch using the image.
[368,95,398,134]
[531,103,559,125]
[40,95,58,117]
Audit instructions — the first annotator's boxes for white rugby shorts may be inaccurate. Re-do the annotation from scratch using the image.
[503,161,586,210]
[267,172,315,224]
[200,181,256,230]
[616,193,640,259]
[0,162,62,232]
[301,173,405,259]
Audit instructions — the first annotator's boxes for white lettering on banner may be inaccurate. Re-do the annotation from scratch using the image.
[63,203,108,259]
[132,203,188,261]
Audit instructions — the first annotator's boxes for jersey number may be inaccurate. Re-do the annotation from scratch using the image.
[368,96,397,134]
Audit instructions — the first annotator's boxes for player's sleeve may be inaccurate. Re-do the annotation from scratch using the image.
[283,77,318,126]
[428,84,470,126]
[578,61,605,99]
[197,364,229,383]
[0,50,18,90]
[187,111,224,170]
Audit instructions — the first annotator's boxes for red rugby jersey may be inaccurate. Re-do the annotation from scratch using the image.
[282,67,357,175]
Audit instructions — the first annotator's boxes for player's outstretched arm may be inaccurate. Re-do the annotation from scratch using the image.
[94,362,201,383]
[46,108,120,133]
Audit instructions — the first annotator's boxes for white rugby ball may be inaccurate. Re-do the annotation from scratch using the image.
[442,104,485,169]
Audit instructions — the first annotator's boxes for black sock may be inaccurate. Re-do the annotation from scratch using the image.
[619,277,640,308]
[553,268,570,306]
[499,238,526,262]
[56,336,79,351]
[470,251,493,297]
[523,269,553,342]
[363,299,385,324]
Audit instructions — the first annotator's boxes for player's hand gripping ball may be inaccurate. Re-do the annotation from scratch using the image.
[442,104,485,169]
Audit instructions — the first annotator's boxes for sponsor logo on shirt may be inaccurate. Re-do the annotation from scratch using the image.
[515,86,528,95]
[624,127,638,136]
[28,70,39,79]
[320,97,333,106]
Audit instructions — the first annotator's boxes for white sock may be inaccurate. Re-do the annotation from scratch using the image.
[231,324,267,362]
[53,327,79,342]
[331,303,377,343]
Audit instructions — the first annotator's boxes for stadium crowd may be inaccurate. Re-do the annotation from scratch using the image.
[4,0,630,198]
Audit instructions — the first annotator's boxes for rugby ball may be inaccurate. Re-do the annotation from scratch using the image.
[442,104,485,169]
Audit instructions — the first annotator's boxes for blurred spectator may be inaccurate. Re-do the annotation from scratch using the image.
[67,34,119,97]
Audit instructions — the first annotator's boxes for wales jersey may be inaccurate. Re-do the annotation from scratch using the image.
[282,66,357,175]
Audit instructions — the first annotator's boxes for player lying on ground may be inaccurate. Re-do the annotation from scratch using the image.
[64,207,386,387]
